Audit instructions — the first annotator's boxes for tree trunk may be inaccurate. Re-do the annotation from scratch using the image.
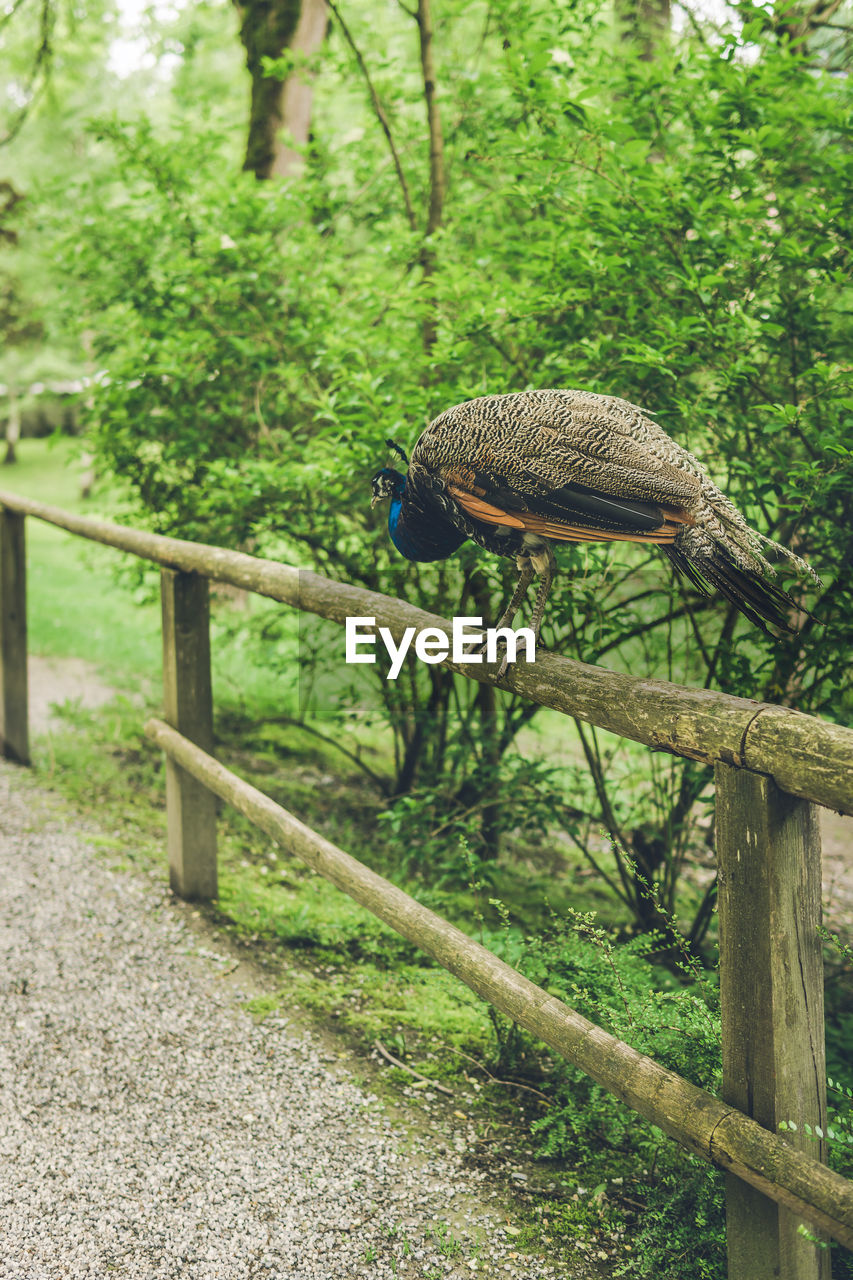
[774,0,846,54]
[469,570,501,859]
[415,0,445,353]
[276,0,327,176]
[235,0,328,180]
[617,0,671,60]
[3,389,20,466]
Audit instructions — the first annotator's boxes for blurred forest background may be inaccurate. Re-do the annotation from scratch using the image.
[2,0,853,1274]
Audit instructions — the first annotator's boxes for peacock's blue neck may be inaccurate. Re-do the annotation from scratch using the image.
[389,495,404,538]
[388,484,466,562]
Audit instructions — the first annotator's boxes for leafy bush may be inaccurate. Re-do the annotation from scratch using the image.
[48,2,853,930]
[479,902,725,1276]
[487,903,853,1277]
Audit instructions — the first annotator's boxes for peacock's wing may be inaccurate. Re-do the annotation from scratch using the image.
[411,389,700,542]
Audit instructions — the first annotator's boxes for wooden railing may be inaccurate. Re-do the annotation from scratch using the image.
[2,488,852,1280]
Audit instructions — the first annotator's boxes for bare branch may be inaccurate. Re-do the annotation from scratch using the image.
[440,1041,552,1104]
[374,1039,454,1094]
[0,0,29,33]
[251,714,391,792]
[416,0,446,237]
[806,0,846,27]
[776,0,847,49]
[0,0,52,148]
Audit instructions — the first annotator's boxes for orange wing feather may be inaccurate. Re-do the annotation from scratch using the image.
[446,485,691,546]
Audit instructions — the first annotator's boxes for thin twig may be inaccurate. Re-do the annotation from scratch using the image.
[591,604,696,661]
[671,0,713,43]
[253,714,390,793]
[0,0,52,148]
[427,800,483,841]
[374,1039,454,1095]
[441,1042,552,1105]
[326,0,418,231]
[558,815,632,906]
[0,0,29,33]
[610,1190,649,1212]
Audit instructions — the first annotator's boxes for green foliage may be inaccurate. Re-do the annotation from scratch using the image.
[10,405,852,1276]
[376,754,560,883]
[621,1162,724,1280]
[820,925,853,1278]
[509,909,721,1153]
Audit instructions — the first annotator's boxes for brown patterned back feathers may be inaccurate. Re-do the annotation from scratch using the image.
[372,389,819,658]
[410,389,814,582]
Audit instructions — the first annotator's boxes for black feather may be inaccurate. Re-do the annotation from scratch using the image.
[663,546,800,634]
[526,479,665,532]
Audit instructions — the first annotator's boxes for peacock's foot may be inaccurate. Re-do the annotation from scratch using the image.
[486,630,542,679]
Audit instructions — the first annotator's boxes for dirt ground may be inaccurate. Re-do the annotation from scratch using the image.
[28,654,853,932]
[28,655,119,734]
[821,809,853,934]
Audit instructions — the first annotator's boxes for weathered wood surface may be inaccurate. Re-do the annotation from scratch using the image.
[0,509,29,764]
[717,764,829,1280]
[144,715,853,1250]
[160,570,217,900]
[2,490,851,814]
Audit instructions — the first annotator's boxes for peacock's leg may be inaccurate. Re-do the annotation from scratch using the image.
[483,545,556,676]
[527,544,557,643]
[490,554,538,678]
[493,555,536,631]
[472,555,535,677]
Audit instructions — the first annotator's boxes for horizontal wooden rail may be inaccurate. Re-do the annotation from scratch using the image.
[144,715,853,1251]
[2,488,852,814]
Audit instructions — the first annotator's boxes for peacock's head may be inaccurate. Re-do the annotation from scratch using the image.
[370,467,406,508]
[371,439,410,507]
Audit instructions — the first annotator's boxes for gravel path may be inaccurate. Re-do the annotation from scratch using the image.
[27,655,118,735]
[0,764,571,1280]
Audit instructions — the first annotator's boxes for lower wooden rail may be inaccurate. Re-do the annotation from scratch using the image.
[145,714,853,1258]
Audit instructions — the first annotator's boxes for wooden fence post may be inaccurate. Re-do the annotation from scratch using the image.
[716,763,829,1280]
[161,568,217,900]
[0,508,29,764]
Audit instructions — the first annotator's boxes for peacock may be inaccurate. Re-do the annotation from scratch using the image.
[370,389,818,669]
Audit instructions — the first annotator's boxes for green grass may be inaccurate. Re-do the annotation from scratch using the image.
[2,439,507,1063]
[0,439,162,684]
[1,445,596,1266]
[0,440,688,1065]
[0,438,302,714]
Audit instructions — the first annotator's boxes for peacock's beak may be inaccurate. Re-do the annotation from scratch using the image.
[370,494,380,508]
